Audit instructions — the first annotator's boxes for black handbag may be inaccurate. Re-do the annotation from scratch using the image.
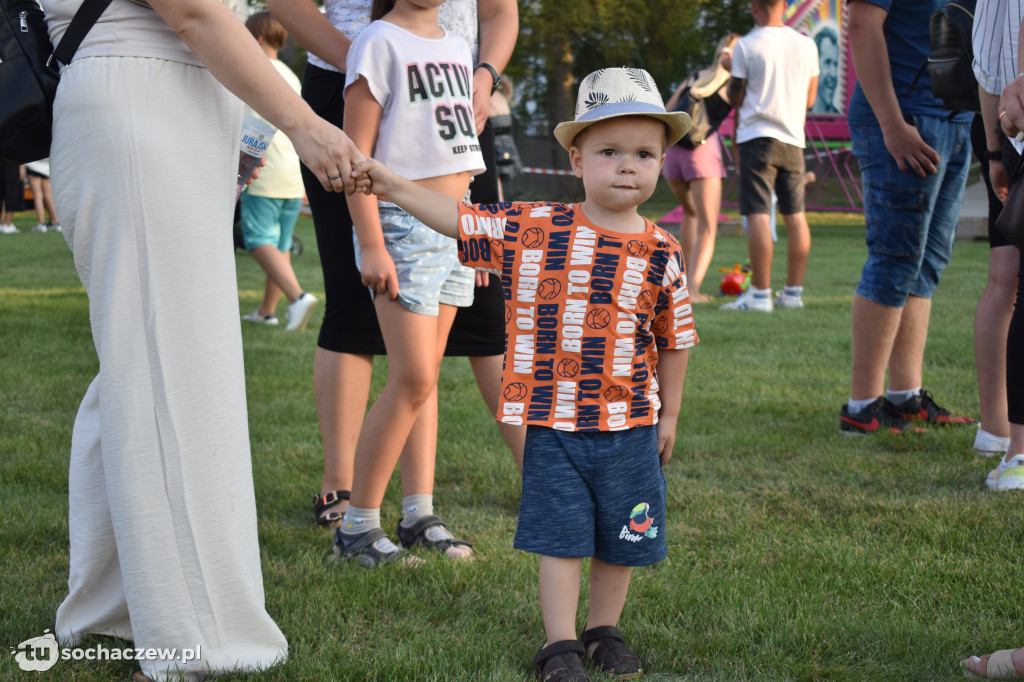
[673,83,732,150]
[0,0,111,164]
[995,150,1024,250]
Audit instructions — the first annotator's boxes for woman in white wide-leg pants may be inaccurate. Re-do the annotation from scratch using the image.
[43,0,360,673]
[50,54,288,680]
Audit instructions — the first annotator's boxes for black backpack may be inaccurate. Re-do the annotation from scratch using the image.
[926,0,979,112]
[0,0,110,164]
[673,83,733,150]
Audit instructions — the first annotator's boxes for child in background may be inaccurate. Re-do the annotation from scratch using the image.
[26,159,61,232]
[240,11,318,331]
[334,0,485,565]
[354,67,697,680]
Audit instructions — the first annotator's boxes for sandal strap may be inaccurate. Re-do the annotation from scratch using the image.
[332,527,412,568]
[581,625,624,647]
[396,515,473,552]
[580,626,641,676]
[533,639,586,666]
[313,490,350,527]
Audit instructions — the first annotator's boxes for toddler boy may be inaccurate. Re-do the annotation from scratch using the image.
[354,67,697,681]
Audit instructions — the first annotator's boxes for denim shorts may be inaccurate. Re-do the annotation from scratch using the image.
[354,204,475,316]
[737,137,806,215]
[514,425,668,567]
[239,194,301,251]
[850,115,970,307]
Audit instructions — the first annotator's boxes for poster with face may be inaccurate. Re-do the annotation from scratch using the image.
[785,0,853,117]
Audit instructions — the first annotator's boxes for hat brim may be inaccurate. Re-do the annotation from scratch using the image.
[553,102,692,150]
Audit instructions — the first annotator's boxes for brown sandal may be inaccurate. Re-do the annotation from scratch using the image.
[581,626,643,678]
[533,640,590,682]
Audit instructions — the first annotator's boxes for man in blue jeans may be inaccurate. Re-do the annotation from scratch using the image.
[840,0,977,433]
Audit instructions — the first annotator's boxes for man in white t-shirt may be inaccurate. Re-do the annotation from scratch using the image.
[721,0,818,312]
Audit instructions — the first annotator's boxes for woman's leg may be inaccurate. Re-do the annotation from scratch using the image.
[666,177,696,275]
[688,176,722,299]
[313,348,370,525]
[42,177,59,225]
[469,353,526,470]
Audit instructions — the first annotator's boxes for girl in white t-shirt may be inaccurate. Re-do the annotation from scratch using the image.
[336,0,485,565]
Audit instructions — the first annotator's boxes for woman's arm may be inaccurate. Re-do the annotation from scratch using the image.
[267,0,352,72]
[473,0,518,132]
[344,77,398,299]
[148,0,361,192]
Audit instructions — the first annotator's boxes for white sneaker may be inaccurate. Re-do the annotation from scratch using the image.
[285,292,318,331]
[31,222,47,233]
[0,223,18,234]
[242,309,279,325]
[719,289,773,312]
[975,428,1011,457]
[48,223,62,233]
[986,454,1024,490]
[775,290,805,309]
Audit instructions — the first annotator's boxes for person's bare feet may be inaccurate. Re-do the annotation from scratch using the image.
[690,292,711,304]
[963,647,1024,678]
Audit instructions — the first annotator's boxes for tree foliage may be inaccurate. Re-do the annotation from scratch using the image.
[506,0,753,135]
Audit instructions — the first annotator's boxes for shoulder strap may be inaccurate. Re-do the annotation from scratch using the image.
[48,0,114,70]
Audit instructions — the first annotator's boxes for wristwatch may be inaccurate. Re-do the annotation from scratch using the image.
[475,62,501,95]
[987,150,1004,162]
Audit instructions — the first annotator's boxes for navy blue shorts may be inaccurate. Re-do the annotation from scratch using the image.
[514,425,668,567]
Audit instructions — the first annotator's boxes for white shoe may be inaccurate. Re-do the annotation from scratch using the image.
[0,223,18,234]
[775,290,805,309]
[285,292,318,331]
[242,309,279,325]
[986,454,1024,490]
[719,289,773,312]
[975,428,1011,457]
[31,222,47,233]
[47,223,62,233]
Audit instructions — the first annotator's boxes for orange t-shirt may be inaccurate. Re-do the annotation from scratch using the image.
[457,201,698,432]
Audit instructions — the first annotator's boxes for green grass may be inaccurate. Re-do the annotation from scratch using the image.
[0,209,1019,681]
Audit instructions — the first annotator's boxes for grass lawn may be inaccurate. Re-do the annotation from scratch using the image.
[0,192,1019,681]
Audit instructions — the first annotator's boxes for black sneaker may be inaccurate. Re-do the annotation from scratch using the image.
[840,397,923,434]
[889,389,977,426]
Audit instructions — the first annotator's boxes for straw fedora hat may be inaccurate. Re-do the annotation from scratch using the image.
[553,67,691,150]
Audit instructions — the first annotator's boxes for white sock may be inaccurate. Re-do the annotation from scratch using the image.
[401,494,434,524]
[886,387,920,404]
[782,285,803,297]
[847,397,879,414]
[340,505,381,534]
[748,286,771,298]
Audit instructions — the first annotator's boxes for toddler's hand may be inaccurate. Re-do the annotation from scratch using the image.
[354,158,394,199]
[656,415,677,466]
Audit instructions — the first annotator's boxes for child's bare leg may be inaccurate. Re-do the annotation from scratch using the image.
[349,298,441,508]
[398,302,456,496]
[584,558,632,635]
[397,303,473,559]
[539,555,583,645]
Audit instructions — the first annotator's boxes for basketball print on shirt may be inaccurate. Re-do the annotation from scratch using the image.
[456,201,699,433]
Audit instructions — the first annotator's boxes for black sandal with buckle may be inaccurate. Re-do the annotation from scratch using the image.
[313,489,349,528]
[581,626,643,678]
[331,527,420,568]
[396,515,473,557]
[533,640,590,682]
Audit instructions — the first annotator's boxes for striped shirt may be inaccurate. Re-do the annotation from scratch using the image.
[972,0,1023,150]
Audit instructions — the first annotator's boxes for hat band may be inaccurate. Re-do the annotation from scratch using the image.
[575,100,667,122]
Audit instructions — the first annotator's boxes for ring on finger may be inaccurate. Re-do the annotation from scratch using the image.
[328,174,342,180]
[1000,110,1009,120]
